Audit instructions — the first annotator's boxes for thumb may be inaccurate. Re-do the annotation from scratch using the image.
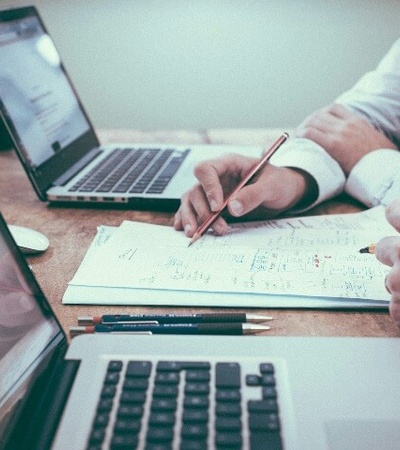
[385,199,400,232]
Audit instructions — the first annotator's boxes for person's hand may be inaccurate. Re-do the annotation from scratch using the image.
[174,153,317,237]
[295,103,397,174]
[374,199,400,327]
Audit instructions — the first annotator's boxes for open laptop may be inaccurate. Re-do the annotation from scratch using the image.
[1,214,400,449]
[0,6,263,211]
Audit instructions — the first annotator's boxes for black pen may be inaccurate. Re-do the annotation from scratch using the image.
[78,313,273,325]
[70,323,270,337]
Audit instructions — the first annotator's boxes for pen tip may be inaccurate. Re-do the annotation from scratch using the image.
[69,326,86,338]
[246,314,273,322]
[243,324,271,334]
[359,244,376,254]
[188,232,201,247]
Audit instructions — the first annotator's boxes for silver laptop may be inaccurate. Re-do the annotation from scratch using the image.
[1,213,400,450]
[0,6,261,210]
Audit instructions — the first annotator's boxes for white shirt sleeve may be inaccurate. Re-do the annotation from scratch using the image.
[335,38,400,148]
[346,149,400,207]
[334,38,400,206]
[271,137,346,211]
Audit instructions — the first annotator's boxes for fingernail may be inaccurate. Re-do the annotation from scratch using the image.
[229,199,243,216]
[213,223,225,235]
[184,224,192,235]
[210,199,218,211]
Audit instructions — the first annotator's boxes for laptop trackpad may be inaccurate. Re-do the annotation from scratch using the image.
[325,419,400,450]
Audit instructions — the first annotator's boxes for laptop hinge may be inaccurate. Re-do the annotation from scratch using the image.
[36,358,81,449]
[1,343,81,450]
[53,147,102,186]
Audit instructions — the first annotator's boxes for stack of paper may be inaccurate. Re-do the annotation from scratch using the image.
[63,207,395,309]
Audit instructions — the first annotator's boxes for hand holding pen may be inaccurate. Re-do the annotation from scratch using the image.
[188,133,289,245]
[174,133,313,243]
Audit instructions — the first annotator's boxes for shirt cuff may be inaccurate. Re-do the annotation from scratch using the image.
[345,149,400,207]
[271,138,346,211]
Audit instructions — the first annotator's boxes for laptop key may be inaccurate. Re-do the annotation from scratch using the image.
[110,433,138,449]
[248,399,278,413]
[215,431,242,448]
[181,423,208,438]
[146,426,174,442]
[250,431,282,450]
[215,362,241,388]
[117,404,143,418]
[249,413,280,431]
[126,360,152,377]
[182,409,209,423]
[180,439,207,450]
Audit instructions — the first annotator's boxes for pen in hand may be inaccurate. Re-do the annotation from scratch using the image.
[188,132,289,246]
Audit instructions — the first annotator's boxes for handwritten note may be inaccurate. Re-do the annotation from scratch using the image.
[69,209,394,303]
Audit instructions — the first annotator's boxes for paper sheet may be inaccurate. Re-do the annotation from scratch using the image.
[64,207,395,307]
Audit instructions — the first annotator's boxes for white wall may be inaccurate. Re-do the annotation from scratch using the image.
[3,0,400,130]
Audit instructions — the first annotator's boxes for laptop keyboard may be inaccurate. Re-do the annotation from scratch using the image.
[86,360,283,450]
[68,148,190,195]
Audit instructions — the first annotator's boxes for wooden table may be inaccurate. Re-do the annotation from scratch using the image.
[1,128,399,339]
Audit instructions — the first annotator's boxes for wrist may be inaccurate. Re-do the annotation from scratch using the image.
[286,167,318,210]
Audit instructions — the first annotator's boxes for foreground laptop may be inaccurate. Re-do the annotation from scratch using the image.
[1,214,400,449]
[0,6,262,211]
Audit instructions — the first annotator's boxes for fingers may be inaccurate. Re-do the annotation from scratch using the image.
[385,199,400,232]
[384,264,400,327]
[375,200,400,328]
[375,236,400,267]
[174,157,308,237]
[296,104,343,135]
[174,185,228,237]
[193,162,226,212]
[227,167,282,217]
[174,154,256,237]
[193,155,253,212]
[326,103,354,119]
[227,165,309,217]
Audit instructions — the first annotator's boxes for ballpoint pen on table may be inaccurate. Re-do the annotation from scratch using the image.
[69,323,270,337]
[77,313,273,325]
[188,132,289,246]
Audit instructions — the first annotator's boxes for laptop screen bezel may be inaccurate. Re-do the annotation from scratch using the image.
[0,6,100,200]
[0,210,68,447]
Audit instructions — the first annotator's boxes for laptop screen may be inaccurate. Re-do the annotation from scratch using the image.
[0,10,90,169]
[0,214,63,440]
[0,6,99,198]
